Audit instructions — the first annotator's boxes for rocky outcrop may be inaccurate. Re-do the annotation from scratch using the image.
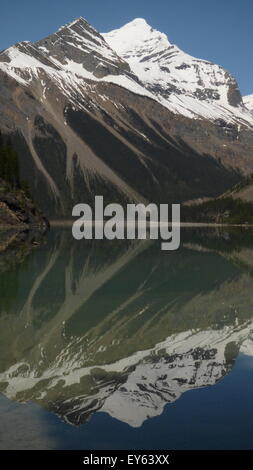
[0,178,49,230]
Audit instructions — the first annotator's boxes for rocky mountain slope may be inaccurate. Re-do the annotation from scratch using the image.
[0,17,252,217]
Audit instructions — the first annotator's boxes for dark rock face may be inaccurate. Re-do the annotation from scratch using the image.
[226,74,242,107]
[0,179,49,230]
[194,88,220,101]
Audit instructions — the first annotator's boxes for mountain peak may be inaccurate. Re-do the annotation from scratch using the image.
[103,18,170,58]
[124,18,149,27]
[57,16,90,32]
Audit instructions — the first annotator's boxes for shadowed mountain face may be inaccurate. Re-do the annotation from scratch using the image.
[0,18,253,216]
[1,228,253,427]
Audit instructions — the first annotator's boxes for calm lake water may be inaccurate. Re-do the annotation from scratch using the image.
[1,227,253,450]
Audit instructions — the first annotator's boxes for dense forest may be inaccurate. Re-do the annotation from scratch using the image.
[0,131,30,195]
[0,131,19,188]
[182,197,253,224]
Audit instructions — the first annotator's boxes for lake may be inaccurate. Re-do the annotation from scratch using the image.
[0,227,253,450]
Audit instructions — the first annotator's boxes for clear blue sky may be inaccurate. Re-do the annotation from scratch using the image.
[0,0,252,95]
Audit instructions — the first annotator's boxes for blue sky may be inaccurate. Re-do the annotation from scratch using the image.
[0,0,252,95]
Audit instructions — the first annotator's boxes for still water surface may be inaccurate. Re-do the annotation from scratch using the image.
[0,227,253,449]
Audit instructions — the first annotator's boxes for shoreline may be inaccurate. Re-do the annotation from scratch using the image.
[0,224,49,231]
[1,221,253,230]
[49,220,253,228]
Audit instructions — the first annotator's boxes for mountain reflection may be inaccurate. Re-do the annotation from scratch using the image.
[0,228,253,428]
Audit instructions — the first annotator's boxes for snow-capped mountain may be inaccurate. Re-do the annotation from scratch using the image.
[103,19,253,125]
[0,18,154,114]
[0,17,253,216]
[244,94,253,113]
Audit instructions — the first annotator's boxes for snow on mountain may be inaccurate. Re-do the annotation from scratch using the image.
[244,94,253,112]
[0,17,252,127]
[0,18,154,106]
[103,19,253,126]
[103,18,171,57]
